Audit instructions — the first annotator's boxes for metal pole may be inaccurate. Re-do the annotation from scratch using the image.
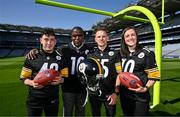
[114,6,162,108]
[35,0,163,24]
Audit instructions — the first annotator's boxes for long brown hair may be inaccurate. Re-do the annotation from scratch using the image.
[120,26,142,57]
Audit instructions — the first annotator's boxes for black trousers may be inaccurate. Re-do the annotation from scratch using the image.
[89,96,116,117]
[27,103,59,117]
[120,95,149,116]
[62,92,86,116]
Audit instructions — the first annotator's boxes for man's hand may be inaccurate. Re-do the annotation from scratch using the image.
[51,76,64,85]
[25,49,38,60]
[107,93,117,105]
[24,79,44,89]
[33,82,44,89]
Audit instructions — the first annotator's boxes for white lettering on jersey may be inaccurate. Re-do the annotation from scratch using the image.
[71,57,85,75]
[100,59,109,78]
[122,59,135,73]
[40,62,59,72]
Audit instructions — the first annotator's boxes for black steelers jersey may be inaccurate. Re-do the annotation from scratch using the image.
[87,46,121,100]
[57,42,93,93]
[20,49,67,107]
[120,48,160,102]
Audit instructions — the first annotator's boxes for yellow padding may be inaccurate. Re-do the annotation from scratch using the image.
[115,62,122,72]
[60,67,69,78]
[145,67,160,79]
[20,67,32,78]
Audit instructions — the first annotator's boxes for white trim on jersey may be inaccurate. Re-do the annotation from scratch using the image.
[71,41,85,50]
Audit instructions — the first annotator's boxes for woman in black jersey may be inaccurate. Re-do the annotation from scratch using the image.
[116,27,160,116]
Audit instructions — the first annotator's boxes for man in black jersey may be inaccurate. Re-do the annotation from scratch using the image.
[25,27,92,116]
[87,28,121,116]
[20,29,66,116]
[59,26,92,116]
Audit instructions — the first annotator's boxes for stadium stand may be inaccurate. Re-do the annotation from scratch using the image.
[162,43,180,58]
[0,25,68,57]
[8,49,25,57]
[91,0,180,57]
[0,24,94,57]
[0,0,180,58]
[0,49,11,57]
[92,0,180,31]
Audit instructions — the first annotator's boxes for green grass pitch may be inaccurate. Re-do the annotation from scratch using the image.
[0,57,180,116]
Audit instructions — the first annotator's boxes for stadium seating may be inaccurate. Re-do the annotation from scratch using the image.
[162,43,180,58]
[0,13,180,58]
[0,26,95,57]
[0,49,12,57]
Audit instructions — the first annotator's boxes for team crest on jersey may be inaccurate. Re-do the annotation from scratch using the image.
[85,50,89,55]
[79,63,86,73]
[56,56,61,60]
[47,56,50,60]
[138,52,145,58]
[108,51,114,56]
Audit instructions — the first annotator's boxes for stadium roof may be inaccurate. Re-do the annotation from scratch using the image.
[0,23,72,35]
[92,0,180,32]
[0,24,94,36]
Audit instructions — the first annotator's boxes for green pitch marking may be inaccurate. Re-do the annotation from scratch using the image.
[35,0,163,108]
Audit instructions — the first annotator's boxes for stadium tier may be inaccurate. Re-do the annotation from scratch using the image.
[0,0,180,58]
[0,26,95,57]
[0,16,180,58]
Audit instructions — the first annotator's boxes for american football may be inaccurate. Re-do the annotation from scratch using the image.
[119,72,143,88]
[34,69,59,86]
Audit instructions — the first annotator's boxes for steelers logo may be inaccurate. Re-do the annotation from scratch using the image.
[78,63,86,73]
[85,50,89,55]
[56,56,61,60]
[108,51,114,56]
[47,56,50,60]
[138,52,145,58]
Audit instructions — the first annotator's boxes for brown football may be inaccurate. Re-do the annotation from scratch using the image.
[34,69,59,86]
[119,72,143,88]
